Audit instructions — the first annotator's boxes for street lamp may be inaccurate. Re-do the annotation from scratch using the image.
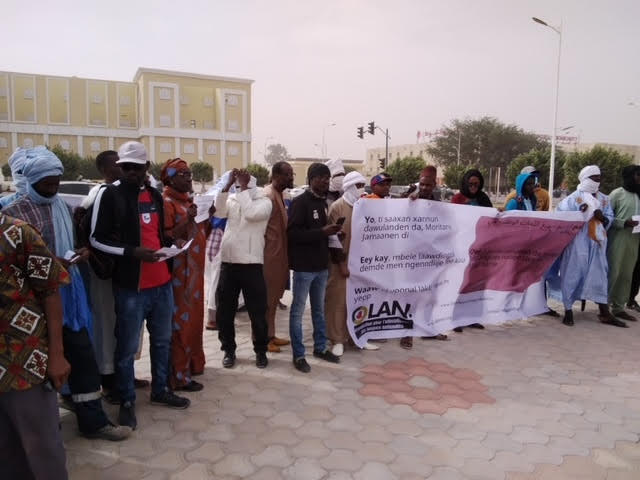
[533,16,562,211]
[322,122,336,159]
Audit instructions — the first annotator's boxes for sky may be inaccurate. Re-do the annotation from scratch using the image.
[3,0,639,162]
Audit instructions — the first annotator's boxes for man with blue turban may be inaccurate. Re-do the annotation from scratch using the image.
[0,147,29,209]
[3,146,131,441]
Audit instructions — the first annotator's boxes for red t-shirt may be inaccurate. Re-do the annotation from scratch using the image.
[138,190,171,289]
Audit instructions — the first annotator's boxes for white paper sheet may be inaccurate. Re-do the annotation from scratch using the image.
[194,195,215,223]
[632,215,640,234]
[328,234,342,249]
[155,239,193,261]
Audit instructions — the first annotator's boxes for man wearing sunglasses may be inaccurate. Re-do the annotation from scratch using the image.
[90,141,190,430]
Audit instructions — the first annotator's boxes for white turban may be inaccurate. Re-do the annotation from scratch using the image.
[342,171,366,206]
[578,165,600,182]
[325,158,344,176]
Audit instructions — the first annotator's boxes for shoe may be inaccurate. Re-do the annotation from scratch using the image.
[119,401,137,430]
[331,343,344,356]
[453,327,463,333]
[205,321,218,331]
[421,334,449,341]
[150,390,190,409]
[268,340,281,353]
[222,352,236,368]
[86,423,132,441]
[278,301,288,310]
[400,337,413,350]
[562,311,574,326]
[175,380,204,392]
[469,323,484,329]
[615,311,637,322]
[543,308,561,317]
[271,336,290,346]
[293,357,311,373]
[362,341,379,351]
[313,349,340,363]
[134,378,150,389]
[627,301,640,313]
[256,352,268,368]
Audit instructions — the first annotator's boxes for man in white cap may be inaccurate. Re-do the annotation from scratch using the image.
[548,165,623,327]
[325,158,345,207]
[503,165,550,211]
[325,171,379,355]
[91,141,190,430]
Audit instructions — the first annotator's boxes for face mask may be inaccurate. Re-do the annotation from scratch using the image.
[356,187,365,197]
[330,176,344,192]
[578,178,600,194]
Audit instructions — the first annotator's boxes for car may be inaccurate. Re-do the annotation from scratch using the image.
[58,181,99,209]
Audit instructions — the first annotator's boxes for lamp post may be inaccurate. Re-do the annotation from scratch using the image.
[533,16,562,211]
[322,122,336,159]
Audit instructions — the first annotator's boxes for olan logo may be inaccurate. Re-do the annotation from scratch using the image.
[351,300,414,338]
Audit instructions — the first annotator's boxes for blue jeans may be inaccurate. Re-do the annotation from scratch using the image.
[289,270,329,360]
[114,282,173,403]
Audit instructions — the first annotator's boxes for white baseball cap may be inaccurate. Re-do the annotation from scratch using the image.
[520,166,540,175]
[116,141,148,165]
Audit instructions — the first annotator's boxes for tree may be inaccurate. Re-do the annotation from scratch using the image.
[506,147,566,191]
[386,156,426,186]
[2,163,10,179]
[564,146,634,194]
[78,156,101,180]
[344,166,358,175]
[246,163,270,186]
[50,145,81,180]
[148,163,163,183]
[442,164,468,189]
[427,117,548,171]
[265,143,291,165]
[191,161,214,192]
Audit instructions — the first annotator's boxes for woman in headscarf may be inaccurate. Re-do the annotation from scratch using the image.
[451,169,493,207]
[607,165,640,321]
[450,169,489,331]
[162,158,213,391]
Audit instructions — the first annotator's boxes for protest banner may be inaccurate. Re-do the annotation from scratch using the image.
[346,199,584,347]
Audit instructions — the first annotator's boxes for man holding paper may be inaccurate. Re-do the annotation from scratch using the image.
[162,158,214,392]
[607,165,640,321]
[91,141,190,430]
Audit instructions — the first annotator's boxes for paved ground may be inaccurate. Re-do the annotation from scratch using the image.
[62,296,640,479]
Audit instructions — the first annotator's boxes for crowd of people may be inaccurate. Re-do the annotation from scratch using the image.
[1,140,639,479]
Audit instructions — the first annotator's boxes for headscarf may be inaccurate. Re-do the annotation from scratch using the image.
[161,158,189,184]
[0,148,29,208]
[459,169,492,207]
[622,165,640,196]
[577,165,600,194]
[342,171,366,206]
[325,158,345,192]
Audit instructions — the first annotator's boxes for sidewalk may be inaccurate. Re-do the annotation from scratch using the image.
[62,298,640,479]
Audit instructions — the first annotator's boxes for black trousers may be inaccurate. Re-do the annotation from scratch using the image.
[216,263,269,354]
[630,243,640,303]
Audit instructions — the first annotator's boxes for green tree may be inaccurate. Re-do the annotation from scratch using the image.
[506,147,566,191]
[2,163,10,179]
[386,156,426,186]
[148,163,163,184]
[265,143,291,165]
[50,145,82,180]
[564,146,634,194]
[442,164,468,189]
[191,161,214,192]
[427,117,547,171]
[78,156,101,180]
[246,163,270,186]
[344,166,358,175]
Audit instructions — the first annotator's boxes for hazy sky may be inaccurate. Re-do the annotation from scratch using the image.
[3,0,639,162]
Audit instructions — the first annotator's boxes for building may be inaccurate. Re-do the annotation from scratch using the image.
[0,68,252,176]
[365,142,442,181]
[564,141,640,161]
[289,157,365,186]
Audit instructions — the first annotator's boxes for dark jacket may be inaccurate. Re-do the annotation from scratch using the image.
[452,169,493,207]
[287,190,329,272]
[90,181,171,290]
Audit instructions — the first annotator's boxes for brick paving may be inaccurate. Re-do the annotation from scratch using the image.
[62,297,640,479]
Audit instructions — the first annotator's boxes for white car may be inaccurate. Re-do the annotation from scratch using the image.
[58,181,98,209]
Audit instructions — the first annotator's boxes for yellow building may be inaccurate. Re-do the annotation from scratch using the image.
[0,68,253,176]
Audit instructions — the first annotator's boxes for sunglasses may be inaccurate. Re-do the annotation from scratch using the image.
[175,171,192,178]
[120,163,145,172]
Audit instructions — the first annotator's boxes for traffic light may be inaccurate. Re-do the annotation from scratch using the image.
[357,126,364,139]
[378,158,385,170]
[368,121,375,135]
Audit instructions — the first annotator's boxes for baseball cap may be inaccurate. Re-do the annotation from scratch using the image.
[371,173,392,187]
[116,141,148,165]
[520,166,540,175]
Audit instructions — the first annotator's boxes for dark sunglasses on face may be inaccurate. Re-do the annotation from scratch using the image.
[120,163,145,172]
[175,171,192,178]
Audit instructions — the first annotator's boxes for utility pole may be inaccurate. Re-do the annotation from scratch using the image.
[357,121,390,171]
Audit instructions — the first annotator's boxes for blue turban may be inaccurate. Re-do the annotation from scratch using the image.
[8,148,29,195]
[21,146,64,185]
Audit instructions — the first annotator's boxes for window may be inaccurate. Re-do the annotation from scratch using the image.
[119,95,130,106]
[203,120,214,129]
[90,141,101,152]
[159,142,172,153]
[158,88,171,100]
[159,115,171,127]
[91,95,103,104]
[183,143,195,154]
[225,94,238,106]
[206,144,217,155]
[228,146,239,156]
[203,96,214,107]
[0,138,7,148]
[23,89,34,100]
[0,87,7,98]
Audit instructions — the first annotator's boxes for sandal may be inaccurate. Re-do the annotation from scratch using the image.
[421,334,449,341]
[400,337,413,349]
[614,311,637,322]
[598,314,628,328]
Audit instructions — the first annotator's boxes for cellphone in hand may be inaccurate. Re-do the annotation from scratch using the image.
[336,217,346,226]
